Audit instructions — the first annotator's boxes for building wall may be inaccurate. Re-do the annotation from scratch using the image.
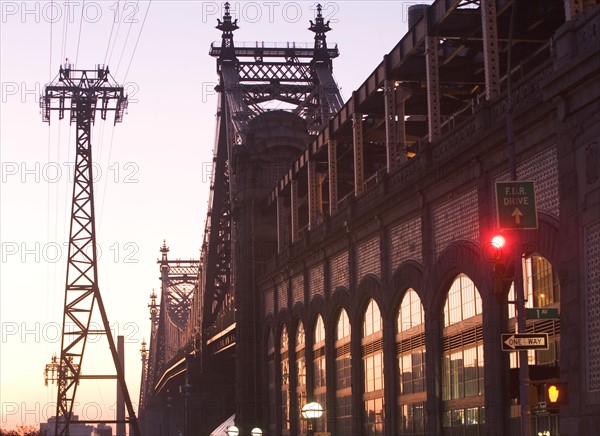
[257,7,600,436]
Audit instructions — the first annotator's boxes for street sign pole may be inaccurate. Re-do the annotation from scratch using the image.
[514,230,531,436]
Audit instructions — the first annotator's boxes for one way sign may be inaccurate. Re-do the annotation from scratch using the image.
[501,333,549,351]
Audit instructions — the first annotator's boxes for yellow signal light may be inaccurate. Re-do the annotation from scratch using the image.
[544,381,568,406]
[548,384,560,403]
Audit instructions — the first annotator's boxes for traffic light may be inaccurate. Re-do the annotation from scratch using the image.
[488,232,514,295]
[491,234,506,249]
[544,381,568,407]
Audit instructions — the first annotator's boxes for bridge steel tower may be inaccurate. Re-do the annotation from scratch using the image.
[200,2,343,433]
[140,3,343,434]
[41,64,140,436]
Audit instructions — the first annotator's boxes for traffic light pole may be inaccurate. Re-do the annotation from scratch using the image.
[512,230,531,436]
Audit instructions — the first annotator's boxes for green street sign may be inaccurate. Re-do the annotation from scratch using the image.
[527,308,559,319]
[495,181,538,229]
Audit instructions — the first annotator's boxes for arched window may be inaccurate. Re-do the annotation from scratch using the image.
[267,329,276,432]
[363,299,384,435]
[508,254,560,315]
[397,289,426,435]
[508,254,561,364]
[442,274,485,435]
[335,309,352,435]
[313,315,327,433]
[280,325,290,432]
[507,254,560,433]
[296,322,306,434]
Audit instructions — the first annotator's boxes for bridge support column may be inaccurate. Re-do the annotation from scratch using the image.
[425,35,441,142]
[291,180,299,242]
[277,194,288,253]
[384,77,399,173]
[328,140,338,216]
[481,0,501,100]
[308,161,318,231]
[384,78,408,173]
[352,110,364,196]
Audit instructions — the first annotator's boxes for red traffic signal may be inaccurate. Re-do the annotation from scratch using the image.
[544,381,568,406]
[491,234,506,249]
[488,233,514,295]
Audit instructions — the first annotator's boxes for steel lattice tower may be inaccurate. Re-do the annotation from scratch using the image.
[41,63,140,436]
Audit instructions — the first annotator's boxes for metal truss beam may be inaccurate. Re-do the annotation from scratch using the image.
[237,62,312,81]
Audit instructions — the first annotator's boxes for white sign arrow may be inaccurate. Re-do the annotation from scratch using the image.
[502,333,548,350]
[512,207,523,224]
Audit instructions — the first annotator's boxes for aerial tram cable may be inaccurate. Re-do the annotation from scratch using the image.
[114,0,140,78]
[123,0,153,82]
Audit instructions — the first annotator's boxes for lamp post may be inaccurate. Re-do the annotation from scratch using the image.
[250,428,263,436]
[301,402,323,436]
[226,425,239,436]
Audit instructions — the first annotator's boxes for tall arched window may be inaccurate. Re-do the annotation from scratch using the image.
[508,254,560,433]
[508,254,560,314]
[363,299,384,436]
[442,274,485,435]
[280,325,290,432]
[397,289,426,435]
[296,322,306,434]
[313,315,326,433]
[335,309,352,435]
[267,329,276,432]
[508,254,561,364]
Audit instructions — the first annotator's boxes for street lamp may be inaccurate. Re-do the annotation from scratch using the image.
[250,428,263,436]
[301,402,323,436]
[226,425,239,436]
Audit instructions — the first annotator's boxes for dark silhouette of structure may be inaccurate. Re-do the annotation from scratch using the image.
[141,1,600,435]
[41,64,139,436]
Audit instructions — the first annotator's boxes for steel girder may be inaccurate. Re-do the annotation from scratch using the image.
[201,102,233,330]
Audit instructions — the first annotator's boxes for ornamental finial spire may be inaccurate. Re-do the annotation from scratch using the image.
[309,3,332,66]
[216,2,239,61]
[160,240,169,262]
